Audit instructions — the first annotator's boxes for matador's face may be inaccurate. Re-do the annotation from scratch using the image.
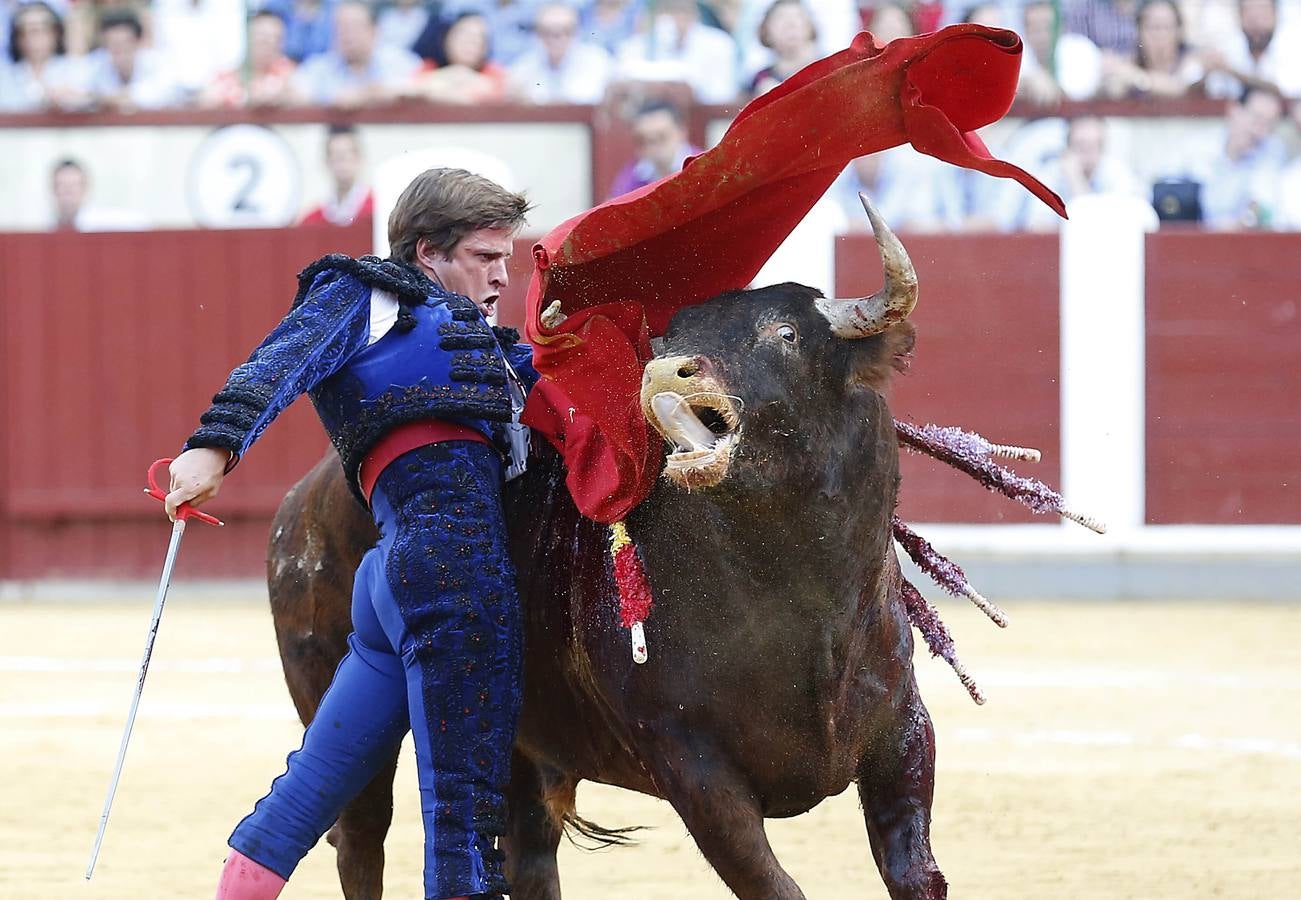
[425,227,514,319]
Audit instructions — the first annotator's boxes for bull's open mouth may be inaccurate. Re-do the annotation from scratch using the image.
[647,391,740,489]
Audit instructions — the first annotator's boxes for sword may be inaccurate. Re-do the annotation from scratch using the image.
[85,459,223,880]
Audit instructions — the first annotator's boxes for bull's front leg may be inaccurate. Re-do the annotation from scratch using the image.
[501,750,567,900]
[653,739,805,900]
[856,689,947,900]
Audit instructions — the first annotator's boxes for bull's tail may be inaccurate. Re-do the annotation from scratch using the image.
[561,812,643,849]
[544,779,644,849]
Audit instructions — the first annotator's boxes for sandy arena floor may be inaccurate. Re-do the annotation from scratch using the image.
[2,593,1298,899]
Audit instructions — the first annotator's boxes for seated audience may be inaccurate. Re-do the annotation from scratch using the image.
[1064,0,1139,57]
[1202,0,1301,100]
[436,0,541,65]
[301,124,374,225]
[1277,144,1301,229]
[834,147,965,232]
[202,10,301,108]
[1018,0,1103,104]
[608,99,703,198]
[85,9,183,110]
[1100,0,1203,99]
[260,0,335,63]
[49,157,148,230]
[409,10,509,102]
[748,0,818,96]
[294,0,420,106]
[616,0,738,104]
[580,0,644,56]
[735,0,855,76]
[1010,116,1141,229]
[152,0,246,101]
[377,0,432,53]
[867,1,915,42]
[0,1,90,111]
[1174,86,1287,228]
[509,2,613,104]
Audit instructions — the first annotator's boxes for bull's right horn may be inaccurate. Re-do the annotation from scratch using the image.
[814,193,918,338]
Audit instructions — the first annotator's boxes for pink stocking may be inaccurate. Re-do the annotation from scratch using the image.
[214,849,286,900]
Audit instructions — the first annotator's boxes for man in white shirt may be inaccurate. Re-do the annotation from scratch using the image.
[49,158,149,231]
[617,0,739,104]
[86,9,183,110]
[1203,0,1301,100]
[294,1,421,107]
[509,2,613,103]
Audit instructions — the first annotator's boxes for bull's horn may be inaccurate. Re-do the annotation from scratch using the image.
[815,193,918,339]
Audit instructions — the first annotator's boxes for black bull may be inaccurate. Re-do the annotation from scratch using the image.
[267,279,947,899]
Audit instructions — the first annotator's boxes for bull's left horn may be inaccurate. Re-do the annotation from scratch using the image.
[815,193,918,339]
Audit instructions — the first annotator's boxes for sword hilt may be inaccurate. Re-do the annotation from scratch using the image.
[145,458,224,526]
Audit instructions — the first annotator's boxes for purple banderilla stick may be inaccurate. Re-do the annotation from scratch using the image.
[892,516,1008,628]
[894,420,1105,534]
[900,577,985,705]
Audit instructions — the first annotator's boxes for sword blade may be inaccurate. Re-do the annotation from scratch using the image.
[85,517,187,880]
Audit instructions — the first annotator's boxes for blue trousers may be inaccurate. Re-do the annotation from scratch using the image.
[230,442,523,899]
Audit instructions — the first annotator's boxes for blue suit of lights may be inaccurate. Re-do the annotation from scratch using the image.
[186,255,537,900]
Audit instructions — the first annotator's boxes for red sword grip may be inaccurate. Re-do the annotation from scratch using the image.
[145,458,225,527]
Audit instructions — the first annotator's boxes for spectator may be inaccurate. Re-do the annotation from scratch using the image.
[1018,0,1103,104]
[868,1,915,42]
[408,11,509,102]
[1202,0,1301,100]
[1277,137,1301,228]
[0,1,90,112]
[377,0,432,53]
[86,9,183,110]
[580,0,643,56]
[260,0,335,63]
[1013,116,1141,229]
[749,0,818,95]
[509,2,613,103]
[833,147,965,232]
[151,0,246,101]
[616,0,739,104]
[1099,0,1203,99]
[202,10,301,108]
[434,0,541,65]
[49,157,147,230]
[294,0,421,106]
[1181,87,1286,228]
[300,124,374,225]
[734,0,855,76]
[608,99,703,197]
[1064,0,1139,56]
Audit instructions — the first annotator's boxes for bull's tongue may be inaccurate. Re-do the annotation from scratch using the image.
[651,392,716,453]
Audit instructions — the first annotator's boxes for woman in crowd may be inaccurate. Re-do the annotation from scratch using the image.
[1101,0,1202,99]
[749,0,818,96]
[410,11,510,103]
[0,1,90,111]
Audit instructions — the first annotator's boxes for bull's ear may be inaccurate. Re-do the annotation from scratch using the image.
[844,321,915,391]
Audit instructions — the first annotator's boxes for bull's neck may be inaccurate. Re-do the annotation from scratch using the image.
[630,480,896,606]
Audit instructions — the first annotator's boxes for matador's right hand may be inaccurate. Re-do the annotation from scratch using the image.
[165,448,230,522]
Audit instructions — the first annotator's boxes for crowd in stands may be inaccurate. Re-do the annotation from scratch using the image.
[7,0,1301,229]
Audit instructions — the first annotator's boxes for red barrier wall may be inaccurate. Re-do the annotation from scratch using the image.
[836,233,1062,524]
[1145,232,1301,524]
[0,223,534,580]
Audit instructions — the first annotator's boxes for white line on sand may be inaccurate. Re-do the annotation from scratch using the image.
[0,656,281,673]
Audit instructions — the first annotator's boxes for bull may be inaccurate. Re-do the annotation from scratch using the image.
[268,202,948,899]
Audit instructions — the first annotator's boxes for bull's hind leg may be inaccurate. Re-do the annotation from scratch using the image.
[501,751,568,900]
[327,756,400,900]
[856,692,947,900]
[656,746,805,899]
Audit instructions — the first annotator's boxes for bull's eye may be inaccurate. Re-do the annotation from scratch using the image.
[776,324,798,344]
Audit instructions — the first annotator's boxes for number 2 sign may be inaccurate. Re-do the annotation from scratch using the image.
[186,124,302,228]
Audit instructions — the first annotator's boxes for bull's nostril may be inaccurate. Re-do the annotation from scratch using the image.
[677,364,697,379]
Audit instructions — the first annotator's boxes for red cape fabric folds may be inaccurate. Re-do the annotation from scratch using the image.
[521,25,1066,524]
